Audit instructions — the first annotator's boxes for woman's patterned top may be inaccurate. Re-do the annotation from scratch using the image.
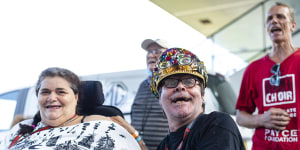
[0,119,140,150]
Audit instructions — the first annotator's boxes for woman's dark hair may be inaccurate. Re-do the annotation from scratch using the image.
[35,67,81,96]
[18,67,81,135]
[18,111,41,135]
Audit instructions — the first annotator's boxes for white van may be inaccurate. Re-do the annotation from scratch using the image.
[0,69,253,149]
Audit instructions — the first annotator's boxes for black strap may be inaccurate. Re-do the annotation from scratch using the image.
[81,116,86,123]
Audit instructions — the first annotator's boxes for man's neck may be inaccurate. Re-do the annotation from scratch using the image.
[168,113,200,132]
[269,40,296,63]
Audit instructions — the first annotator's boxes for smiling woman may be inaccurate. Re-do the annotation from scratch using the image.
[0,67,143,150]
[36,69,81,128]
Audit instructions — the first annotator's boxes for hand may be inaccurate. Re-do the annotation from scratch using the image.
[259,108,290,130]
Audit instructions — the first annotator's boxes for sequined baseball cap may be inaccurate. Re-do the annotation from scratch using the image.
[150,48,208,98]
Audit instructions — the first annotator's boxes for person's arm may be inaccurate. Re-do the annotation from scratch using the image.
[110,116,148,150]
[236,108,290,130]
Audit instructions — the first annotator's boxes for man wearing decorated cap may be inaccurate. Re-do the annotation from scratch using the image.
[131,39,170,150]
[151,48,245,150]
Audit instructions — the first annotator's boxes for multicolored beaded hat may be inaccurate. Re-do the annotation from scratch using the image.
[150,48,208,98]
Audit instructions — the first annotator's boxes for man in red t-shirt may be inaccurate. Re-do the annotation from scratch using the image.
[236,2,300,150]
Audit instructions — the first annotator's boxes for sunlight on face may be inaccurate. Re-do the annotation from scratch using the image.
[159,74,204,121]
[37,76,78,126]
[266,6,296,43]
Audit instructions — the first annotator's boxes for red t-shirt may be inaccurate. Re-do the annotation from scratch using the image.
[236,49,300,150]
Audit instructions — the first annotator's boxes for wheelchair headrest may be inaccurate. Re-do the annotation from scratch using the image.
[76,80,124,118]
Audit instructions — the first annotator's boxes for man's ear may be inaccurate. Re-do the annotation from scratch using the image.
[291,21,296,32]
[158,97,162,106]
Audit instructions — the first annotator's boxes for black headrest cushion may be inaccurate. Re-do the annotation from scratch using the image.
[76,81,105,115]
[76,80,124,118]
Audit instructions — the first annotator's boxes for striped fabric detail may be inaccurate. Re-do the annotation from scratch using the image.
[131,79,169,150]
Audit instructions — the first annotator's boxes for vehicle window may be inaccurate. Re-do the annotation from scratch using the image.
[215,81,237,114]
[207,74,237,115]
[204,88,220,114]
[23,87,39,118]
[0,90,19,131]
[0,90,19,100]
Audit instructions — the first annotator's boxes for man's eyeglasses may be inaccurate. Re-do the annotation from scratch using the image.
[270,63,280,86]
[163,78,199,88]
[147,49,163,55]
